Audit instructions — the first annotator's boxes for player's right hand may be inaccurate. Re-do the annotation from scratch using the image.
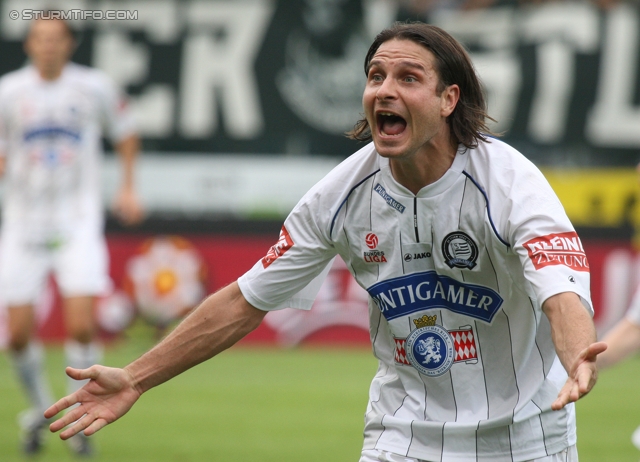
[44,365,141,440]
[112,185,144,226]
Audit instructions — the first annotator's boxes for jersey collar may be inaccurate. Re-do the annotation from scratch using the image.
[378,144,470,198]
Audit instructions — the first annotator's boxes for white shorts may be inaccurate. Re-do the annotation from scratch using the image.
[0,224,111,305]
[359,445,578,462]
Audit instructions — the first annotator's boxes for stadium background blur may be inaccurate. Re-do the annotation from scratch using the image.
[1,0,640,460]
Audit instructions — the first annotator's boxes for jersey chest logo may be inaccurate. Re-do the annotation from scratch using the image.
[394,316,478,376]
[373,183,406,213]
[442,231,478,269]
[367,270,503,323]
[363,232,387,264]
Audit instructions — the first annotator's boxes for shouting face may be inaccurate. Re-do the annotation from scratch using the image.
[362,39,459,161]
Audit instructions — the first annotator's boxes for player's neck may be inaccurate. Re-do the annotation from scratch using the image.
[35,62,66,81]
[389,139,458,195]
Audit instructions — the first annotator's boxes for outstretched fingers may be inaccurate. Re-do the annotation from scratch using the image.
[583,341,608,363]
[65,365,105,384]
[58,409,109,440]
[551,380,575,410]
[552,342,608,411]
[83,417,111,437]
[45,364,141,440]
[47,404,87,432]
[44,367,99,421]
[55,404,108,440]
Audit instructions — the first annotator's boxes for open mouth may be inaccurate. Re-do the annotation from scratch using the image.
[377,112,407,136]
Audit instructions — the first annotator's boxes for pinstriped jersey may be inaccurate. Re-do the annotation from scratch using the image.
[238,139,592,462]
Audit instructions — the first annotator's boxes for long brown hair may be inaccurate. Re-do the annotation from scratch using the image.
[347,22,496,148]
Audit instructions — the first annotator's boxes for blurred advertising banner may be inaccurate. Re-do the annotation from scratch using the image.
[0,234,637,348]
[542,168,640,234]
[100,158,640,232]
[0,0,639,165]
[100,154,341,219]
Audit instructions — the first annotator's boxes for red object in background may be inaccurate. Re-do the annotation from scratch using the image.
[37,233,276,343]
[36,236,635,346]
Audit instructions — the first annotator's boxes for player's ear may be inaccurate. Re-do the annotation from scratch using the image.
[440,84,460,118]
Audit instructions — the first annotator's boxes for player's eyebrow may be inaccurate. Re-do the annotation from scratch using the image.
[368,59,428,74]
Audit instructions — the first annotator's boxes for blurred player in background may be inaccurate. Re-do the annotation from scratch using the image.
[45,22,604,462]
[0,17,142,456]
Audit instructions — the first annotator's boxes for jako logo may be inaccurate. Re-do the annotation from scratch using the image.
[365,233,378,249]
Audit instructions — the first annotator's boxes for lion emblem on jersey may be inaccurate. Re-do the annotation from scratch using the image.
[406,325,455,377]
[416,336,442,365]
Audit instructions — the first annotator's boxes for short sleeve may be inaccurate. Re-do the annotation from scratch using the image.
[505,166,593,314]
[97,73,136,143]
[238,191,338,311]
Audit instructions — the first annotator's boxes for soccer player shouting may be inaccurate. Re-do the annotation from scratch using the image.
[45,23,604,462]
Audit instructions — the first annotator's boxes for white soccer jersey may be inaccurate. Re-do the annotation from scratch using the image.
[0,63,135,234]
[238,139,592,462]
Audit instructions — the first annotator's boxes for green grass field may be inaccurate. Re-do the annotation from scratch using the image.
[1,325,639,462]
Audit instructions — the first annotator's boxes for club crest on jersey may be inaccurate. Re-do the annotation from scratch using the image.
[442,232,478,269]
[262,226,294,268]
[394,316,478,376]
[405,315,455,377]
[363,233,387,264]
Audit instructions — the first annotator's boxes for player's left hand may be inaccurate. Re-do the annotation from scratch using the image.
[552,341,608,410]
[112,185,144,226]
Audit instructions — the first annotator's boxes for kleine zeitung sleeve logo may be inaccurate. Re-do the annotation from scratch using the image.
[262,226,294,268]
[523,231,589,272]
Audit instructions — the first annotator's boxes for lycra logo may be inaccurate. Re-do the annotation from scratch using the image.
[367,271,503,323]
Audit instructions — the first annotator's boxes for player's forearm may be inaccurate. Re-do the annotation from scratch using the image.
[115,134,139,190]
[543,292,597,372]
[124,281,267,395]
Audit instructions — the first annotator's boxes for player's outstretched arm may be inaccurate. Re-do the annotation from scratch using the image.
[542,292,607,411]
[597,318,640,369]
[45,281,267,439]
